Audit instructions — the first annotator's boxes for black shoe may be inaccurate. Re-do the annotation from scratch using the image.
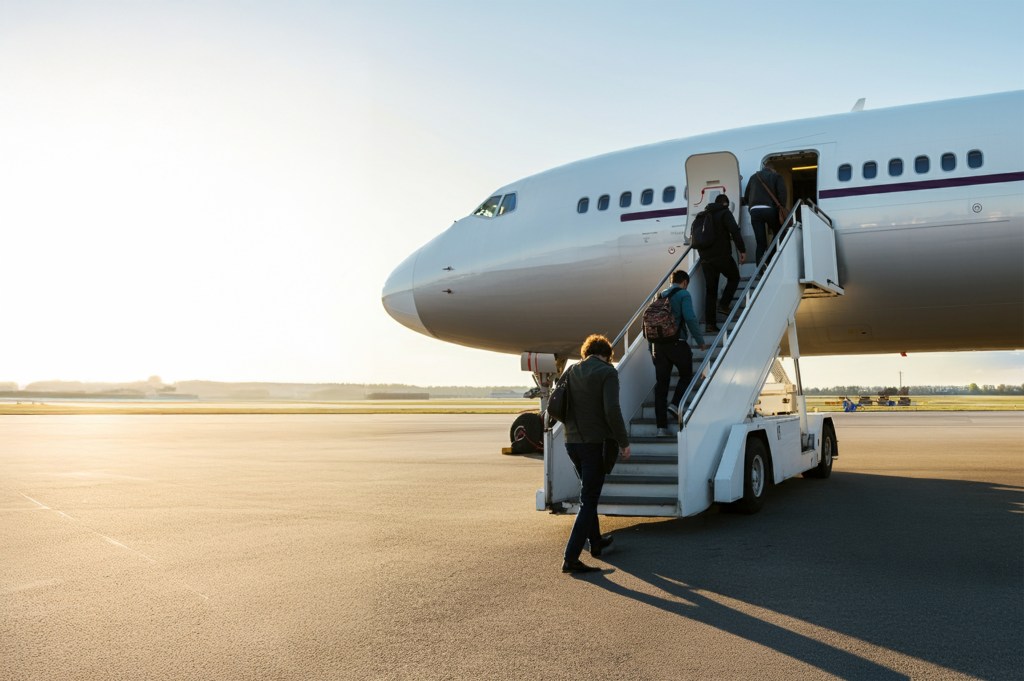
[718,305,731,317]
[590,534,613,558]
[706,325,720,333]
[562,559,601,574]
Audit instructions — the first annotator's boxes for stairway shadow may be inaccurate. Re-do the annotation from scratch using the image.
[591,471,1023,680]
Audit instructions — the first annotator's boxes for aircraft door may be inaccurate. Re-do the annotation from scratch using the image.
[684,152,742,325]
[684,151,742,231]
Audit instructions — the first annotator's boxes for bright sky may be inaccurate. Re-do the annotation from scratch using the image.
[2,0,1022,389]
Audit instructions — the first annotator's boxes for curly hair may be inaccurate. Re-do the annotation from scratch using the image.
[580,334,614,359]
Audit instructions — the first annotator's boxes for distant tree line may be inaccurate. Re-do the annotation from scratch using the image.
[804,384,1024,396]
[2,379,532,401]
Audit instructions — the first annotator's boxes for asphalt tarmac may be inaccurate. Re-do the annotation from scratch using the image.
[1,412,1021,680]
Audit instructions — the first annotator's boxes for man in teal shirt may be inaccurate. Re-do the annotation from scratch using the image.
[650,270,707,436]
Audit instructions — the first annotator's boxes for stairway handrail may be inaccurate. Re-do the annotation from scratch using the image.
[610,244,695,350]
[677,200,808,426]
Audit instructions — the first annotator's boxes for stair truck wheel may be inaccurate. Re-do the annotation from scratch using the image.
[509,412,543,454]
[735,436,769,514]
[804,420,836,479]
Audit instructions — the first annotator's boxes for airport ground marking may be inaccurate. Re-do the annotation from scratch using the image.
[18,491,210,601]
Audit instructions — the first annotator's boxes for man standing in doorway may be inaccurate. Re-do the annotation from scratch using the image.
[743,161,787,263]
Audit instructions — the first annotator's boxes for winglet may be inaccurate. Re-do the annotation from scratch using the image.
[851,98,866,112]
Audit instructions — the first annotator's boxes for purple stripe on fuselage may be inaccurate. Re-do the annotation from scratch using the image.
[619,207,687,222]
[818,171,1024,199]
[617,171,1023,221]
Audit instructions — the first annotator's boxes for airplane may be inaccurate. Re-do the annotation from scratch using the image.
[381,90,1024,517]
[382,90,1023,360]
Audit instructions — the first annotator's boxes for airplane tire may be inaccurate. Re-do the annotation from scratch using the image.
[734,437,769,514]
[509,412,543,454]
[804,421,836,479]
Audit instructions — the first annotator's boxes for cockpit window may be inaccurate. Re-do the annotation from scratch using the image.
[473,195,501,218]
[473,193,517,218]
[498,193,517,215]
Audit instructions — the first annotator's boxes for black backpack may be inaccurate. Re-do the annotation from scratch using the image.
[546,367,572,425]
[690,209,716,249]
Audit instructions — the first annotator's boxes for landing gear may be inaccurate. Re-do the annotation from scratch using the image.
[734,437,769,514]
[510,412,543,454]
[803,420,836,479]
[511,352,564,455]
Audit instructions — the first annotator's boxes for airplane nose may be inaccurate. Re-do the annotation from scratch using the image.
[382,251,431,337]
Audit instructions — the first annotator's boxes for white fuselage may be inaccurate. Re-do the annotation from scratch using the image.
[383,91,1024,359]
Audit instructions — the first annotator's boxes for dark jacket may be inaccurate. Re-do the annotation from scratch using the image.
[699,203,746,261]
[743,168,787,210]
[564,355,630,449]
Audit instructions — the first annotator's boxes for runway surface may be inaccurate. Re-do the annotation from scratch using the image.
[1,412,1021,680]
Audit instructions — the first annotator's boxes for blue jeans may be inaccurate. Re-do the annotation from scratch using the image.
[749,206,780,263]
[563,443,606,561]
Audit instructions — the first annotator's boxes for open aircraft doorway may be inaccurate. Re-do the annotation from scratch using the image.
[763,150,820,209]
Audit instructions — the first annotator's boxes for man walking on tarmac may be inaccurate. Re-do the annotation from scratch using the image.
[696,194,747,333]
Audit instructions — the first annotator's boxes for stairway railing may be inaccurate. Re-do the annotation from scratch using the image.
[610,245,696,351]
[676,200,807,427]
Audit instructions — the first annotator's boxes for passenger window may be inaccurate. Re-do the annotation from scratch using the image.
[497,193,517,215]
[915,155,929,173]
[888,158,903,176]
[837,164,852,182]
[473,195,501,218]
[577,197,589,214]
[597,194,610,211]
[863,161,877,179]
[640,189,654,206]
[967,149,983,168]
[941,153,956,171]
[663,186,676,203]
[619,191,632,208]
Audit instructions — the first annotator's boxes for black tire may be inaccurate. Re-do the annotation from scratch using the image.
[509,412,543,454]
[735,436,769,514]
[804,421,836,479]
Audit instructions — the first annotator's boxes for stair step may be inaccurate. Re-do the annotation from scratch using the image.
[613,462,677,476]
[597,504,677,517]
[622,453,676,463]
[560,497,679,517]
[597,503,677,517]
[603,482,677,497]
[605,474,674,484]
[598,495,677,506]
[630,424,680,438]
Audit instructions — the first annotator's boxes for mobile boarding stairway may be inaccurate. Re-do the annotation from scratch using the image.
[538,201,844,517]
